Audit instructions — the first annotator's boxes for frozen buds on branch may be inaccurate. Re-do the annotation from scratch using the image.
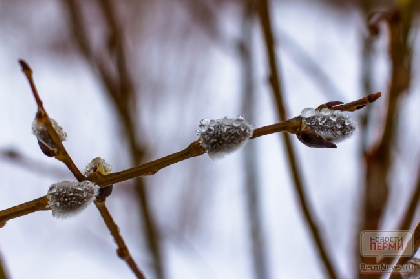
[197,116,254,159]
[297,108,356,148]
[47,181,99,218]
[32,117,67,156]
[85,157,112,176]
[85,157,113,201]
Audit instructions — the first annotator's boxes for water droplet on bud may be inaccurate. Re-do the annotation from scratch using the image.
[320,108,331,116]
[301,108,316,118]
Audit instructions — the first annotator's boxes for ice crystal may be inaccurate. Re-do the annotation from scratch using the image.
[300,108,316,118]
[302,108,356,144]
[47,181,99,218]
[32,118,67,149]
[84,157,113,201]
[85,157,112,176]
[197,115,254,159]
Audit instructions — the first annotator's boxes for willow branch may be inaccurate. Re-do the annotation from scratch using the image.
[19,60,85,182]
[94,201,146,279]
[0,196,49,227]
[0,91,381,227]
[93,141,205,186]
[94,92,380,187]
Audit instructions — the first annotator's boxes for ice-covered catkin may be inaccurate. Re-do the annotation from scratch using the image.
[47,181,99,218]
[301,108,356,144]
[85,157,112,176]
[32,118,67,149]
[196,115,254,159]
[85,157,113,201]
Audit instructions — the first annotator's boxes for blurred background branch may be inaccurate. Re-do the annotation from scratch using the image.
[240,0,269,279]
[358,2,418,277]
[0,252,7,279]
[257,0,339,278]
[0,148,70,178]
[61,0,164,277]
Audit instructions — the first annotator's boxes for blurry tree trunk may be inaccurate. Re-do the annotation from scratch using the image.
[240,1,269,278]
[359,0,375,151]
[257,0,339,278]
[0,253,7,279]
[357,2,416,278]
[61,0,165,278]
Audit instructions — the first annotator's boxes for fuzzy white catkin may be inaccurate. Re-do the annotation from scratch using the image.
[301,108,356,144]
[47,181,99,218]
[32,118,67,149]
[197,115,254,159]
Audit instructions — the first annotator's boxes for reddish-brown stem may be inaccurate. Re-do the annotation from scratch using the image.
[0,91,381,227]
[19,59,85,182]
[0,196,49,227]
[93,141,205,186]
[19,58,147,278]
[19,60,44,108]
[251,119,299,139]
[94,201,146,279]
[328,92,381,112]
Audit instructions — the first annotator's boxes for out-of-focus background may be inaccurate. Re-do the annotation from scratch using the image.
[0,0,419,278]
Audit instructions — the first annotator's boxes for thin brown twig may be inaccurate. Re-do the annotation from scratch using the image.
[94,200,146,279]
[18,60,44,108]
[250,119,299,139]
[93,141,205,186]
[18,58,148,278]
[257,0,339,278]
[19,60,85,182]
[0,196,49,227]
[326,92,381,112]
[3,58,383,279]
[93,91,380,186]
[0,92,381,226]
